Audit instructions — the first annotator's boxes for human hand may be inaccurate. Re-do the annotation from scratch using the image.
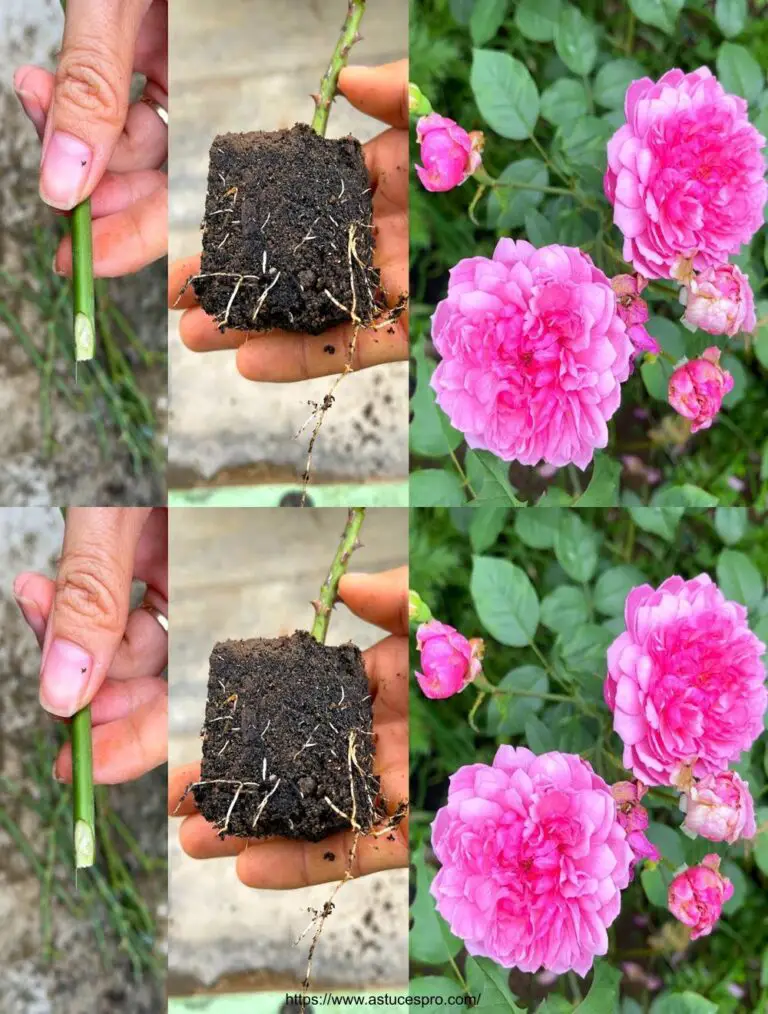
[168,59,408,383]
[169,566,409,889]
[13,0,168,276]
[14,507,168,784]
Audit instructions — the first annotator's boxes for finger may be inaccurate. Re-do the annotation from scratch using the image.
[89,675,166,726]
[168,254,201,310]
[338,62,408,129]
[363,128,409,213]
[54,186,168,277]
[40,0,153,209]
[179,814,248,859]
[235,822,408,890]
[168,762,201,817]
[338,568,409,636]
[40,507,150,718]
[14,65,167,174]
[54,690,167,784]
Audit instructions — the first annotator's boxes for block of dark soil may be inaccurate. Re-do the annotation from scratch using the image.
[193,630,380,842]
[193,123,379,336]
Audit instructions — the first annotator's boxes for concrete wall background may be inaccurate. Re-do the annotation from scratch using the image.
[168,507,409,991]
[168,0,409,488]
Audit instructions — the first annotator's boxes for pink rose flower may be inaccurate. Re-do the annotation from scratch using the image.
[668,854,733,940]
[605,574,767,786]
[681,771,757,844]
[415,113,483,193]
[431,747,633,976]
[668,347,734,433]
[681,264,757,337]
[611,780,660,868]
[415,620,483,700]
[430,241,633,469]
[611,274,660,356]
[605,67,767,279]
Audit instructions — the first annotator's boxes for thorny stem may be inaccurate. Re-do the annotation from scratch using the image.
[310,0,367,138]
[59,508,95,870]
[310,508,366,643]
[59,1,95,363]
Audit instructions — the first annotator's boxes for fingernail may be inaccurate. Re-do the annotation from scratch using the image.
[15,594,47,643]
[14,87,46,136]
[52,760,65,783]
[40,639,92,717]
[39,132,92,211]
[51,254,63,276]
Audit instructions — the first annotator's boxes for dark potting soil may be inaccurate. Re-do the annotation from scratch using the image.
[193,123,379,336]
[193,630,380,842]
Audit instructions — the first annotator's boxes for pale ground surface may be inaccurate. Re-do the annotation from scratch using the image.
[0,508,166,1013]
[168,508,409,992]
[168,0,409,489]
[0,0,166,507]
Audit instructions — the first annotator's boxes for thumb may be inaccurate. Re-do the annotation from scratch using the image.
[40,0,151,210]
[40,507,150,717]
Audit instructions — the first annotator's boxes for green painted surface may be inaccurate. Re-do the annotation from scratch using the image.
[168,484,409,507]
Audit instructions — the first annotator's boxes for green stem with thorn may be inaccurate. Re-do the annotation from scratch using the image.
[59,508,95,869]
[310,508,366,644]
[59,0,95,362]
[310,0,367,138]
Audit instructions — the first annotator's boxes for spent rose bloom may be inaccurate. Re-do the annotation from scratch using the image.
[415,113,483,193]
[681,771,757,844]
[611,781,660,868]
[668,347,733,433]
[604,67,767,279]
[668,855,733,940]
[611,274,660,356]
[430,241,633,469]
[605,574,767,787]
[415,620,483,699]
[431,747,633,976]
[681,264,757,337]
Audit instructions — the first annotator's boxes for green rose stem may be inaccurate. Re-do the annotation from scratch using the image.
[310,508,366,644]
[310,0,367,138]
[58,508,95,871]
[59,0,95,364]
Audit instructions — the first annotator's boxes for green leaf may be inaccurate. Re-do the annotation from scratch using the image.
[715,0,747,37]
[559,624,615,673]
[623,1002,644,1014]
[628,505,681,542]
[449,0,474,24]
[717,42,765,105]
[466,450,523,505]
[487,666,548,736]
[541,585,590,634]
[410,469,466,507]
[471,555,540,645]
[641,356,674,401]
[470,0,509,45]
[755,300,768,368]
[558,116,612,168]
[471,49,539,140]
[646,822,686,867]
[574,454,621,506]
[554,5,597,76]
[514,508,561,548]
[470,505,509,554]
[594,566,646,616]
[641,863,674,907]
[721,859,747,915]
[410,343,463,458]
[714,506,748,546]
[409,977,466,1001]
[525,714,556,754]
[716,549,764,609]
[755,807,768,876]
[647,317,686,361]
[629,0,685,35]
[649,993,718,1014]
[487,158,549,230]
[721,352,749,408]
[514,0,562,41]
[541,78,589,127]
[574,960,621,1013]
[652,485,718,508]
[465,956,525,1012]
[555,512,599,582]
[594,59,645,109]
[539,1000,575,1014]
[409,845,463,964]
[524,208,557,247]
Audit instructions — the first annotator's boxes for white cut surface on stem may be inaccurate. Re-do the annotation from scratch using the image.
[74,312,95,362]
[74,819,95,869]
